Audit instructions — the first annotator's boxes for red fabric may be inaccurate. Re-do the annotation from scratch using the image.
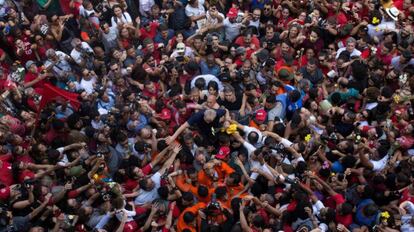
[24,71,48,93]
[0,158,13,186]
[38,83,80,112]
[123,221,138,232]
[234,36,260,50]
[324,193,345,209]
[0,186,10,200]
[336,213,353,228]
[18,169,35,182]
[67,189,80,198]
[139,22,159,41]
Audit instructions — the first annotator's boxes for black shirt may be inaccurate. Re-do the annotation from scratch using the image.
[218,92,243,111]
[187,109,226,135]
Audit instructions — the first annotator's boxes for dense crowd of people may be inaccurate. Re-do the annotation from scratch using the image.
[0,0,414,231]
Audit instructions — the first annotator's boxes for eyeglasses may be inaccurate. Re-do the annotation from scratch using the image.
[264,7,271,11]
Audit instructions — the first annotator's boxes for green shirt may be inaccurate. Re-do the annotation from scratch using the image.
[37,0,61,15]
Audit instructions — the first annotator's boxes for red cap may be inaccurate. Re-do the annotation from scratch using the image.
[0,187,10,200]
[227,8,238,18]
[159,109,171,120]
[215,146,231,159]
[255,109,267,123]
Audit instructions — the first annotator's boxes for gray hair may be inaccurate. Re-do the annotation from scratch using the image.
[223,84,235,94]
[46,48,56,58]
[71,38,81,48]
[346,37,356,45]
[204,109,217,120]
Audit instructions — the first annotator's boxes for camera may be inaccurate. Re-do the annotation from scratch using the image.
[176,55,184,62]
[320,133,338,143]
[23,179,36,188]
[273,143,285,153]
[354,133,362,144]
[265,58,275,66]
[136,92,149,101]
[284,177,298,185]
[80,48,93,59]
[266,41,274,48]
[408,106,414,120]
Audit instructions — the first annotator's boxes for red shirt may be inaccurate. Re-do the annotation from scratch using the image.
[139,22,159,41]
[324,193,345,210]
[234,36,260,50]
[16,42,36,64]
[0,156,14,186]
[123,164,152,192]
[24,69,48,93]
[143,44,162,62]
[336,213,353,228]
[142,82,160,99]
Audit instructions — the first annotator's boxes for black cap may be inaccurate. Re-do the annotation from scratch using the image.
[402,50,412,60]
[256,49,269,63]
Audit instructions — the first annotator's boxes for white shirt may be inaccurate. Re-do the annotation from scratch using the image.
[371,154,389,172]
[242,126,265,147]
[139,0,155,17]
[206,10,224,25]
[170,47,195,59]
[367,21,396,40]
[185,0,205,18]
[249,19,260,29]
[45,51,72,79]
[56,147,69,167]
[134,172,161,205]
[70,42,94,65]
[79,77,96,94]
[335,47,361,59]
[190,74,223,91]
[223,18,241,42]
[111,12,132,27]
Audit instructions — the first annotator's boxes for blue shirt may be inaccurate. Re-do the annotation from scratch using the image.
[251,0,269,9]
[154,29,175,46]
[355,199,378,227]
[200,60,221,77]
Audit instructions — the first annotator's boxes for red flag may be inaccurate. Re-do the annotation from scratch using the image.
[38,83,80,111]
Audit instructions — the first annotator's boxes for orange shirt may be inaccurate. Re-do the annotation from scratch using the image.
[197,162,235,187]
[226,183,247,199]
[177,202,206,232]
[176,175,214,203]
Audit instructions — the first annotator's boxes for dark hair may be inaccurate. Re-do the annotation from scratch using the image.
[288,90,301,102]
[183,212,196,223]
[247,131,259,145]
[198,185,209,198]
[252,215,265,229]
[157,186,169,199]
[215,186,227,199]
[228,172,241,185]
[194,78,206,90]
[182,191,194,202]
[207,81,219,91]
[138,178,150,191]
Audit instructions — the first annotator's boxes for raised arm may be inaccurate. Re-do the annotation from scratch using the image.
[158,144,182,175]
[309,173,337,196]
[29,194,51,220]
[166,122,189,144]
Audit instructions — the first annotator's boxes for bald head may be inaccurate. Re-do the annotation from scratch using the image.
[206,95,217,109]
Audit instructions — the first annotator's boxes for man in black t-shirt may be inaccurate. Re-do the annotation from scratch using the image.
[218,84,243,112]
[166,109,229,146]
